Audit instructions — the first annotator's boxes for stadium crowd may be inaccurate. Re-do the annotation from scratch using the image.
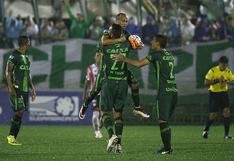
[0,1,234,49]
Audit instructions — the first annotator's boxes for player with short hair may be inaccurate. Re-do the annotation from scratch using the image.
[202,56,234,139]
[5,35,36,145]
[83,51,103,139]
[99,23,133,153]
[79,13,149,119]
[114,34,177,154]
[101,12,149,117]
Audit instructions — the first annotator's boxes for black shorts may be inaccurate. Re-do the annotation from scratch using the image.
[209,91,229,113]
[9,90,29,112]
[127,70,138,86]
[156,92,178,121]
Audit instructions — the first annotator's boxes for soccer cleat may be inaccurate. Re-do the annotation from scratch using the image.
[114,144,123,154]
[202,130,208,139]
[79,104,88,119]
[224,136,233,140]
[157,147,173,154]
[133,106,150,118]
[7,135,22,146]
[95,131,103,139]
[106,135,118,153]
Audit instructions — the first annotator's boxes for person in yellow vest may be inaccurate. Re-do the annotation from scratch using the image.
[202,56,234,139]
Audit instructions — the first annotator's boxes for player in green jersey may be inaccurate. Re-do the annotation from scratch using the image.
[79,13,149,120]
[5,35,36,145]
[114,35,177,154]
[98,23,132,153]
[102,13,148,117]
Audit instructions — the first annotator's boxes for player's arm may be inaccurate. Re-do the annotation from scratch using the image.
[204,79,220,86]
[83,67,90,100]
[83,79,89,100]
[113,54,150,68]
[204,69,220,86]
[29,74,36,101]
[226,71,234,85]
[5,62,16,96]
[101,35,126,45]
[64,0,76,20]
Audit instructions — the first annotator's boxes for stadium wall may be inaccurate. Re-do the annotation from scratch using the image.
[0,39,233,125]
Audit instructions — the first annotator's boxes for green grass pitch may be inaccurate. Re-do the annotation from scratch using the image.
[0,125,233,161]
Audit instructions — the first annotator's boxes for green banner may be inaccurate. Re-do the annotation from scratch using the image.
[0,39,233,96]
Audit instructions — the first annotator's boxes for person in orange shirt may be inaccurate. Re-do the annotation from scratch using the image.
[202,56,234,139]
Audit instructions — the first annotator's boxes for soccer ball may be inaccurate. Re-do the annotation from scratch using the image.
[128,35,144,49]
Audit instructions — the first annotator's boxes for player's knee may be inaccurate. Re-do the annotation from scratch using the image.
[223,108,230,117]
[15,111,24,118]
[209,113,218,120]
[114,112,122,119]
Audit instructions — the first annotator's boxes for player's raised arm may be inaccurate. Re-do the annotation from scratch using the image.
[101,33,126,45]
[113,54,150,68]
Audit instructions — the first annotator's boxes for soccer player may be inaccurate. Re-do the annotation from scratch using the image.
[79,13,149,119]
[101,12,149,117]
[5,35,36,145]
[99,23,132,153]
[83,51,103,139]
[202,56,234,139]
[114,35,177,154]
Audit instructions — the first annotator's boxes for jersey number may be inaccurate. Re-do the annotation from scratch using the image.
[111,61,125,70]
[169,62,174,79]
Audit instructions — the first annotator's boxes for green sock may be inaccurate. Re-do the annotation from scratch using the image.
[9,115,22,138]
[115,117,123,144]
[131,87,140,107]
[102,114,114,138]
[159,122,171,150]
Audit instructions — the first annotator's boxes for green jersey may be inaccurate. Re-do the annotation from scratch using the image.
[7,50,31,92]
[146,49,177,93]
[101,41,132,80]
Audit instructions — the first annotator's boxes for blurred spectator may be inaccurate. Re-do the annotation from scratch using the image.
[181,17,195,45]
[167,17,181,46]
[5,11,23,48]
[142,15,159,45]
[40,18,53,43]
[53,19,69,41]
[158,16,169,36]
[86,16,105,40]
[22,17,39,45]
[23,17,39,37]
[52,0,63,19]
[211,20,225,40]
[126,17,141,36]
[104,15,116,30]
[227,17,234,41]
[64,0,92,38]
[195,17,212,42]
